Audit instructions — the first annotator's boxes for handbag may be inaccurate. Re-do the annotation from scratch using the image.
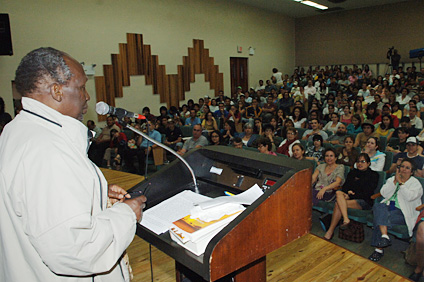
[338,220,364,243]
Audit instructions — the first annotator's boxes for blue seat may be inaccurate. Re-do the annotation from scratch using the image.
[296,127,307,140]
[181,125,193,137]
[379,136,388,151]
[382,151,393,172]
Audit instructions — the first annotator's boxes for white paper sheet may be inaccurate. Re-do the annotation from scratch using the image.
[140,190,210,234]
[196,184,264,210]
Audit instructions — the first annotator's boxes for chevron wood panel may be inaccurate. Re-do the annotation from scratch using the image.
[95,76,107,122]
[112,54,123,98]
[95,34,224,116]
[119,43,130,86]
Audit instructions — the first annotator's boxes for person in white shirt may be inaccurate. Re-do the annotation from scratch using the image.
[358,83,370,98]
[255,79,265,92]
[409,106,423,129]
[397,88,411,105]
[272,68,283,84]
[0,47,146,282]
[304,79,317,110]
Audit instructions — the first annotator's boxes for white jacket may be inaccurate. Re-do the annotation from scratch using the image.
[0,97,136,281]
[380,176,423,236]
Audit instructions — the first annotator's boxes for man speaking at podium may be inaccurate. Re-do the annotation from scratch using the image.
[0,48,146,281]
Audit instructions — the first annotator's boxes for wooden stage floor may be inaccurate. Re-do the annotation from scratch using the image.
[102,169,409,282]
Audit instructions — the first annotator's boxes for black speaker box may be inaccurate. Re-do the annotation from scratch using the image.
[0,14,13,56]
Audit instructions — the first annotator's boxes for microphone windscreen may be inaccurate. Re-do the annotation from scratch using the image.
[96,102,109,115]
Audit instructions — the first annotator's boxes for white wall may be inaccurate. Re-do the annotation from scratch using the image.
[0,0,295,125]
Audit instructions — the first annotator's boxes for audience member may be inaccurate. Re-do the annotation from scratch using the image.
[163,119,183,151]
[257,137,277,156]
[311,148,345,205]
[353,122,378,149]
[323,113,342,134]
[387,137,424,177]
[306,134,325,162]
[368,159,422,262]
[88,116,121,166]
[238,123,258,147]
[362,137,386,171]
[87,119,102,139]
[326,123,348,145]
[232,137,243,149]
[185,109,201,126]
[277,127,300,157]
[374,114,395,140]
[302,118,328,142]
[347,114,363,135]
[202,112,218,132]
[178,124,208,155]
[208,130,225,146]
[289,106,307,128]
[324,153,379,240]
[335,136,359,168]
[387,127,409,154]
[222,120,236,145]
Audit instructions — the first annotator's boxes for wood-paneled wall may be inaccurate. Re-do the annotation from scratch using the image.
[95,33,224,121]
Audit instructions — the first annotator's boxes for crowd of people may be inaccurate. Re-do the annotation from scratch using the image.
[4,59,424,280]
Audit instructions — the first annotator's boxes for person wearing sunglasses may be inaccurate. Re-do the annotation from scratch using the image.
[369,158,423,262]
[323,153,379,240]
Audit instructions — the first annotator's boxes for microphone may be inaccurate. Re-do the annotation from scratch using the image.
[95,102,146,120]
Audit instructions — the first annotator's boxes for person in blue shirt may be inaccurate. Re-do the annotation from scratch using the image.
[184,109,201,126]
[137,120,162,174]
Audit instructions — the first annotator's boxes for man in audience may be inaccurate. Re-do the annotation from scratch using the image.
[264,79,277,94]
[88,115,121,166]
[393,116,420,138]
[214,102,229,121]
[164,119,183,151]
[325,123,348,145]
[262,95,277,120]
[255,79,265,92]
[185,109,201,126]
[387,127,409,154]
[302,118,328,142]
[178,124,208,155]
[0,47,146,281]
[354,122,378,149]
[232,137,243,149]
[87,119,102,139]
[386,137,424,177]
[304,79,317,109]
[358,82,370,98]
[409,106,423,130]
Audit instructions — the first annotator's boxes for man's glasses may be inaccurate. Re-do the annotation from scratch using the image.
[356,160,367,163]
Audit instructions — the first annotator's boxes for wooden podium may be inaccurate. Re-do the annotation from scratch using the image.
[127,146,313,281]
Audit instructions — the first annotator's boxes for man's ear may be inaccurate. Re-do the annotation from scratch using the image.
[50,83,63,102]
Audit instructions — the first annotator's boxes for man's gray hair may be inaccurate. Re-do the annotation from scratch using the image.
[15,47,73,96]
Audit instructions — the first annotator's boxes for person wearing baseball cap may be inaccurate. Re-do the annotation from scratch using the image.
[353,122,378,149]
[386,137,424,177]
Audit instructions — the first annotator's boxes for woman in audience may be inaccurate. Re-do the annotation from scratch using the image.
[253,118,263,135]
[375,114,395,140]
[306,134,325,163]
[362,137,386,171]
[368,159,422,262]
[180,104,190,118]
[269,117,282,137]
[237,101,246,119]
[277,127,300,157]
[317,82,328,101]
[289,106,307,128]
[311,148,345,205]
[353,99,365,121]
[187,99,195,111]
[347,114,363,135]
[323,113,342,134]
[201,112,218,132]
[364,104,378,124]
[387,93,397,106]
[276,108,287,128]
[340,105,353,124]
[335,136,359,168]
[238,123,258,147]
[208,130,225,146]
[291,143,306,161]
[209,99,219,113]
[397,88,411,105]
[257,137,277,156]
[391,102,402,120]
[281,119,295,139]
[222,120,236,145]
[199,105,211,120]
[323,153,379,240]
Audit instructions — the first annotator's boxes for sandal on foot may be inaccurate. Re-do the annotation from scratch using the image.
[376,237,392,248]
[368,251,384,262]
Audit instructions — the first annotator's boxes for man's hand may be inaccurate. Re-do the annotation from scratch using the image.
[108,184,131,204]
[124,195,147,222]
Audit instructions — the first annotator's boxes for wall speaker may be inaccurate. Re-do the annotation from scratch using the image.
[0,14,13,56]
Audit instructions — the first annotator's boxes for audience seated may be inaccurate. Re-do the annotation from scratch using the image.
[88,116,121,166]
[177,124,208,155]
[324,153,379,240]
[208,130,225,146]
[361,137,386,171]
[163,119,183,151]
[302,118,328,142]
[311,148,345,205]
[185,109,201,126]
[306,134,325,163]
[387,137,424,177]
[238,123,258,147]
[369,159,422,262]
[257,137,277,156]
[326,123,348,145]
[335,136,359,168]
[354,122,378,149]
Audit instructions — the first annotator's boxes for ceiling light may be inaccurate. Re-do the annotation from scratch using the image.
[293,0,328,10]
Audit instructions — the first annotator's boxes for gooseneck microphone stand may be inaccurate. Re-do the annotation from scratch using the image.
[121,121,199,193]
